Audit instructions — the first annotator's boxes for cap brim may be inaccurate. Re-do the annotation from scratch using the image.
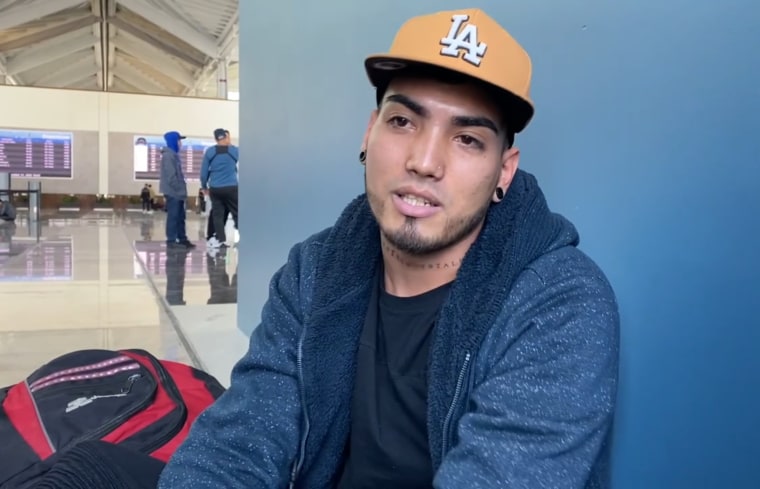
[365,54,534,134]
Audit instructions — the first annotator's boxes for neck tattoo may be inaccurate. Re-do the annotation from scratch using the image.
[382,242,463,271]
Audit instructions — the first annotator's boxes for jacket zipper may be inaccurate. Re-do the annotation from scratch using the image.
[440,351,471,460]
[289,326,311,489]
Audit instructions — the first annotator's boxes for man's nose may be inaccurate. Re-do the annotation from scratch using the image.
[405,129,445,179]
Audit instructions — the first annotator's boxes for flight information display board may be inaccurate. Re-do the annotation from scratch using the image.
[0,129,73,178]
[133,135,214,182]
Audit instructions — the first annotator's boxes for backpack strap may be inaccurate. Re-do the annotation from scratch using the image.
[208,146,238,168]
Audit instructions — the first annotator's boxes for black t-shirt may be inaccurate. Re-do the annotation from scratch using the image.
[336,268,453,489]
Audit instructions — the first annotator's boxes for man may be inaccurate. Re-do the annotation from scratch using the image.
[140,184,151,213]
[159,131,194,248]
[200,128,239,248]
[148,184,156,213]
[0,198,16,222]
[159,8,619,489]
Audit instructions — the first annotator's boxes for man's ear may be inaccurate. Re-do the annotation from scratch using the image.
[493,146,520,202]
[361,109,380,151]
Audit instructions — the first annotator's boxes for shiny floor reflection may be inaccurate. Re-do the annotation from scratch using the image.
[0,210,236,387]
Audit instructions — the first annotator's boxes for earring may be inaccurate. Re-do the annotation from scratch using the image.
[359,150,366,164]
[494,187,505,201]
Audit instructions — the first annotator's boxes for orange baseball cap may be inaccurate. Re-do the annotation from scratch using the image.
[365,8,535,133]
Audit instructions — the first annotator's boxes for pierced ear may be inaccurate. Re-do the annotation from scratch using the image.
[496,146,521,195]
[360,111,379,165]
[493,187,505,203]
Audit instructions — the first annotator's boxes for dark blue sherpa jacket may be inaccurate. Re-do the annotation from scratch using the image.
[158,169,620,489]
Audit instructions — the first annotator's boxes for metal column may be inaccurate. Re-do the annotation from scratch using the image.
[0,172,11,253]
[0,172,9,199]
[28,181,41,221]
[27,181,41,240]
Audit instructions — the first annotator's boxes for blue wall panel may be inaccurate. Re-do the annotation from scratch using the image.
[238,1,760,487]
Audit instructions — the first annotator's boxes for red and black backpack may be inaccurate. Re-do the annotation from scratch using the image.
[0,348,225,488]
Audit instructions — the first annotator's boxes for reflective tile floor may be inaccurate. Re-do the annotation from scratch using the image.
[0,210,240,387]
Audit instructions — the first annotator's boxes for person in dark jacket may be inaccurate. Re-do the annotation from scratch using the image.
[0,198,16,221]
[159,8,620,489]
[140,184,151,213]
[159,131,194,248]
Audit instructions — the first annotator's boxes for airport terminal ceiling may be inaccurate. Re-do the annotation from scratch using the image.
[0,0,239,99]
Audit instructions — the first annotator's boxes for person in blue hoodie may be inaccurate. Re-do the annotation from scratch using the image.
[159,131,194,249]
[200,128,239,248]
[159,8,620,489]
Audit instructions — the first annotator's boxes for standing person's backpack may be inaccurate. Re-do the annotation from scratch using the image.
[0,349,225,489]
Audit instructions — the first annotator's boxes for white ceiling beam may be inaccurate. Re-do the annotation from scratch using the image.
[115,35,195,86]
[217,19,238,60]
[113,76,141,93]
[9,24,92,54]
[91,0,104,89]
[186,60,217,96]
[0,0,86,31]
[51,66,100,88]
[157,0,207,34]
[0,55,19,85]
[108,14,205,67]
[93,24,103,67]
[113,61,165,93]
[23,51,87,83]
[185,9,238,96]
[117,0,219,58]
[92,19,104,89]
[6,32,95,74]
[95,43,104,89]
[70,77,98,90]
[107,43,116,88]
[0,0,20,10]
[35,56,95,86]
[0,15,97,52]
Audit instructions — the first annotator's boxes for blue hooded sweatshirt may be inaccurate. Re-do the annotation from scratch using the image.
[158,169,620,489]
[164,131,182,153]
[158,131,187,198]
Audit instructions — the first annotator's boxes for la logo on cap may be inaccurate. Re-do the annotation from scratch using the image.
[439,14,487,66]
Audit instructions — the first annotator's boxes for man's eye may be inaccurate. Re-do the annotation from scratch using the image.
[458,135,483,149]
[388,116,410,128]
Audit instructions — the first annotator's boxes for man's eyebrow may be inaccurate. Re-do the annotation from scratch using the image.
[384,93,500,134]
[452,115,499,134]
[384,93,427,117]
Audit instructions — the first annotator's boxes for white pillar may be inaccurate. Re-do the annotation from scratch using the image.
[217,58,228,99]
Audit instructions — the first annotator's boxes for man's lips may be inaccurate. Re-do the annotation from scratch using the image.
[391,188,442,218]
[393,187,441,206]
